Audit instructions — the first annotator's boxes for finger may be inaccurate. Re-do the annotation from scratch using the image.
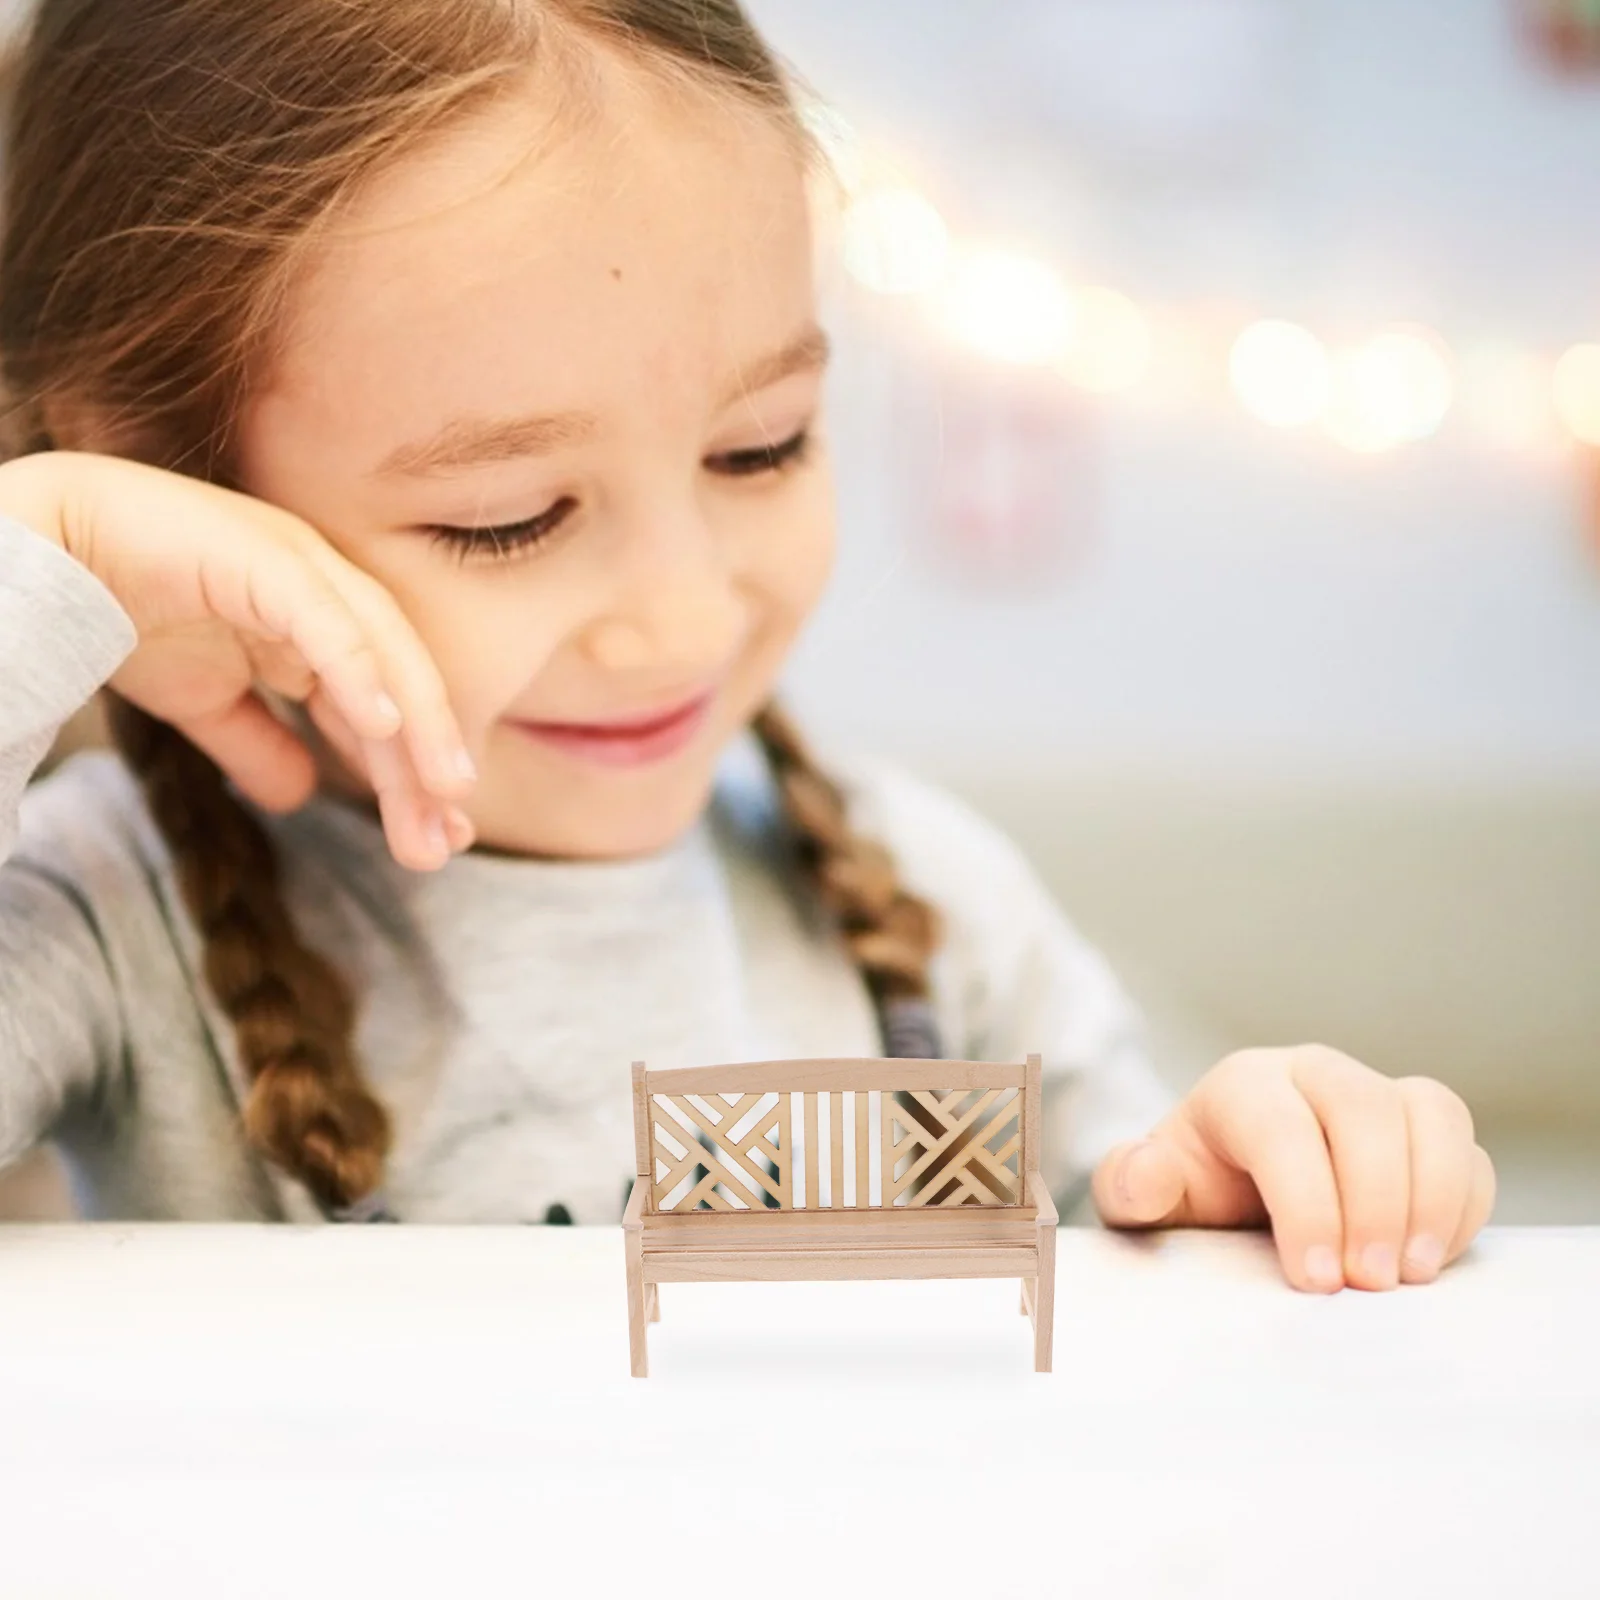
[305,686,372,783]
[444,806,476,853]
[246,639,318,704]
[1395,1077,1478,1284]
[1445,1146,1497,1267]
[364,733,454,873]
[313,565,476,801]
[1292,1048,1411,1292]
[310,689,471,871]
[1092,1138,1190,1229]
[179,695,317,814]
[1197,1056,1347,1293]
[199,548,405,746]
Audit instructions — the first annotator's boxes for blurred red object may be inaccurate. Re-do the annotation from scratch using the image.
[915,363,1101,591]
[1516,0,1600,74]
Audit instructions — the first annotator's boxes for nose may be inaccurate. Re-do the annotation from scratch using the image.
[580,525,747,678]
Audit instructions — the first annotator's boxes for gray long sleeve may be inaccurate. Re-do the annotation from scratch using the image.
[0,517,139,1167]
[0,517,136,861]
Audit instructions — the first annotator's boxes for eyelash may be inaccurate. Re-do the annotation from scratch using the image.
[426,427,814,563]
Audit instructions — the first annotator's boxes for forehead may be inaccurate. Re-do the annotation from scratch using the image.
[255,61,814,460]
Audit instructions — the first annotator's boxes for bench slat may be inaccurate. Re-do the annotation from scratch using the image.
[644,1247,1040,1284]
[644,1059,1030,1095]
[838,1088,851,1209]
[643,1210,1038,1250]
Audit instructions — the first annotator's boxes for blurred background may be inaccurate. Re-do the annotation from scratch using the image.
[2,0,1598,1222]
[764,0,1600,1222]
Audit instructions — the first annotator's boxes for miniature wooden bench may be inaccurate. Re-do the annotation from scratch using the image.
[623,1055,1057,1376]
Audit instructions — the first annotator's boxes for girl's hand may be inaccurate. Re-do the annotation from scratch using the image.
[1091,1046,1496,1293]
[0,450,475,871]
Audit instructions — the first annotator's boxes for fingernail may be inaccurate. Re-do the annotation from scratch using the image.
[1304,1246,1343,1292]
[1403,1234,1445,1280]
[446,807,476,852]
[424,814,450,862]
[1360,1242,1400,1289]
[373,694,403,732]
[452,747,478,785]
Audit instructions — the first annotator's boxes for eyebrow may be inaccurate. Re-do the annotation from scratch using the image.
[373,324,832,480]
[720,325,832,409]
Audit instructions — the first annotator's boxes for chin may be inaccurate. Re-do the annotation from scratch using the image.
[474,763,718,862]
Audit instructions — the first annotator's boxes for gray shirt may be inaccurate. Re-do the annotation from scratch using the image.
[0,515,1173,1224]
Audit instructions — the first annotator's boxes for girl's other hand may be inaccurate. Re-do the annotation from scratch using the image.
[0,450,476,870]
[1091,1046,1496,1293]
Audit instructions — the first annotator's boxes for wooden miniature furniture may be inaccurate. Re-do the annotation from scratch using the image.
[623,1055,1057,1376]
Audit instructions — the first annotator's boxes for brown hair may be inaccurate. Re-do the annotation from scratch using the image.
[0,0,941,1213]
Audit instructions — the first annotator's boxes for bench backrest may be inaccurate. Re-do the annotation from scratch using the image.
[632,1057,1042,1215]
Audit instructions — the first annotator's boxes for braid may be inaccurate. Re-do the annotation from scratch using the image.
[107,698,390,1212]
[752,703,943,1007]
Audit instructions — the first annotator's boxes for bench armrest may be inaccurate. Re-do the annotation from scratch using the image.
[623,1177,649,1232]
[1028,1172,1059,1228]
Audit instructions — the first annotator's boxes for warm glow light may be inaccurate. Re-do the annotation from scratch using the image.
[1061,287,1152,394]
[1553,343,1600,446]
[839,186,951,296]
[1460,343,1559,451]
[1229,321,1331,428]
[1323,326,1454,453]
[932,247,1077,366]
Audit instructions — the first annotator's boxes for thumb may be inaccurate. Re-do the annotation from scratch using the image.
[1092,1137,1189,1230]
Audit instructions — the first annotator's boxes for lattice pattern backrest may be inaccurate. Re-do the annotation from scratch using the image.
[643,1070,1029,1213]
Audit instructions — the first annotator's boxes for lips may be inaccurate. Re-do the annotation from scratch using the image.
[509,692,716,769]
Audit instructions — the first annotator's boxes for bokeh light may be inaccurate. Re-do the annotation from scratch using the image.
[1229,320,1332,429]
[1060,287,1153,394]
[1323,326,1454,453]
[1553,342,1600,446]
[931,247,1078,366]
[1460,343,1560,451]
[839,185,952,296]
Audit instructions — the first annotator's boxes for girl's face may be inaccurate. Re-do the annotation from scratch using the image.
[236,63,834,860]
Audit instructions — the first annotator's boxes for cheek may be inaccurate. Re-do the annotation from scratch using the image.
[367,554,584,735]
[742,471,838,622]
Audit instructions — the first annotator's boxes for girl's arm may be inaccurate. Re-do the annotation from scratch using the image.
[0,449,474,1171]
[0,513,138,1166]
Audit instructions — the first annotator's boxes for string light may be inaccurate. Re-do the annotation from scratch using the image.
[931,247,1077,367]
[1060,287,1152,394]
[828,115,1594,457]
[1553,343,1600,446]
[1461,343,1560,451]
[839,185,951,296]
[1229,321,1331,429]
[1323,326,1454,453]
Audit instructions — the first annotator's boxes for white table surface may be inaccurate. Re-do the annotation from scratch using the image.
[1,1223,1596,1599]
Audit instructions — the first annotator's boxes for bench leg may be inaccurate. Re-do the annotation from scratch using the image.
[1020,1278,1035,1317]
[1033,1226,1056,1374]
[647,1283,661,1323]
[626,1232,649,1378]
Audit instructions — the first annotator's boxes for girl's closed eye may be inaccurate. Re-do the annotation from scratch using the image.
[707,425,813,478]
[424,427,815,564]
[425,495,578,564]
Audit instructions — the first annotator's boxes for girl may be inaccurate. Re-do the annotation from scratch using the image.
[0,0,1493,1293]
